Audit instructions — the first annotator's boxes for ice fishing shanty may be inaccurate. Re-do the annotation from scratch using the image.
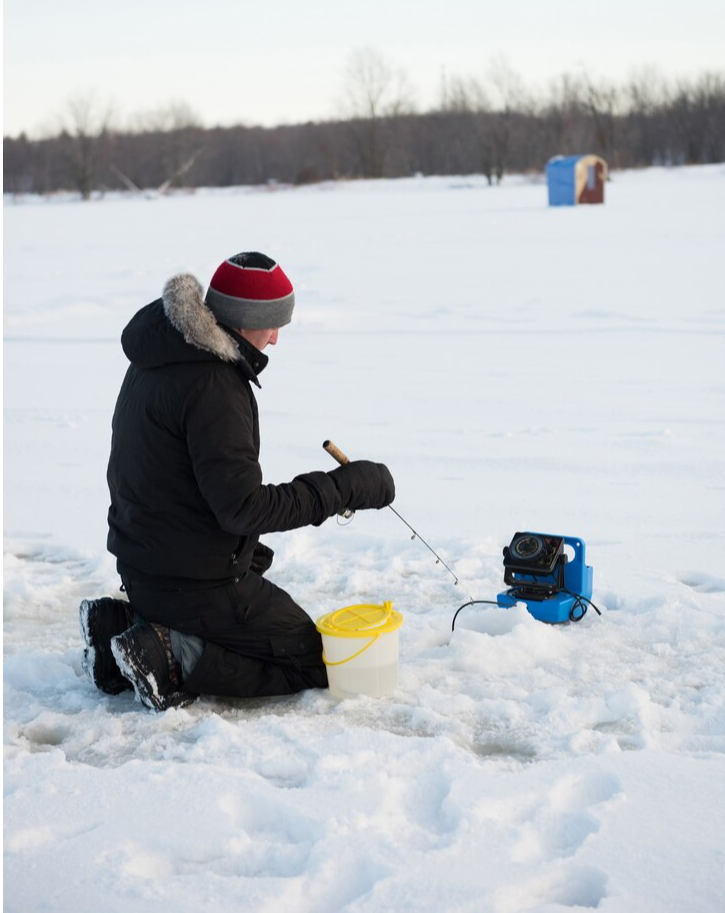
[546,154,607,206]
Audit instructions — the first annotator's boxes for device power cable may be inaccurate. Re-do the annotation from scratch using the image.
[451,600,502,632]
[558,588,603,621]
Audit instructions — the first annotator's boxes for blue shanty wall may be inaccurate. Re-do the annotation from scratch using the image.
[546,156,580,206]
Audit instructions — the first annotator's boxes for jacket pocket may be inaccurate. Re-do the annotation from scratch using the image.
[269,629,323,664]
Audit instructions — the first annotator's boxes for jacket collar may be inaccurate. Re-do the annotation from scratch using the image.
[222,327,268,387]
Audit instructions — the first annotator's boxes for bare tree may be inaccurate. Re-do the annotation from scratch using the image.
[132,99,201,133]
[442,73,506,184]
[439,58,527,184]
[342,46,414,177]
[127,100,204,190]
[62,94,115,199]
[585,75,620,165]
[669,71,725,164]
[541,72,592,157]
[486,56,529,182]
[622,67,667,165]
[697,71,725,163]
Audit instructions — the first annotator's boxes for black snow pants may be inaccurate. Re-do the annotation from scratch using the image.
[121,572,328,698]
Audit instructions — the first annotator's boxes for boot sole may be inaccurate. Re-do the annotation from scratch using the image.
[111,632,195,712]
[80,599,133,694]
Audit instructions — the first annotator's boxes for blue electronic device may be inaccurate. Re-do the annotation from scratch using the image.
[496,532,594,624]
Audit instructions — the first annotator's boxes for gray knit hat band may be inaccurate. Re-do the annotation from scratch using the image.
[205,286,295,330]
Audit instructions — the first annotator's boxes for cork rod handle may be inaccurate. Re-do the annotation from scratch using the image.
[322,440,351,466]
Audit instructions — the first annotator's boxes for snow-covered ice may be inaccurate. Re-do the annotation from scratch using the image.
[4,166,725,911]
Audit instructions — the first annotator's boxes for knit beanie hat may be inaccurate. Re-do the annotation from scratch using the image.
[205,252,295,329]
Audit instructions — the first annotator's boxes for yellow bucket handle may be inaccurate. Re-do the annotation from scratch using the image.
[322,633,379,667]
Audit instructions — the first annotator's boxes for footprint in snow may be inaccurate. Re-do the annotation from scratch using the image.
[678,571,725,593]
[492,863,608,912]
[510,771,622,866]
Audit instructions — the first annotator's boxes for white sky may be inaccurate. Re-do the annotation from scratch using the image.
[4,0,725,137]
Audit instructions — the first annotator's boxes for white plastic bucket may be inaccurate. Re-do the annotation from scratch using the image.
[316,601,403,699]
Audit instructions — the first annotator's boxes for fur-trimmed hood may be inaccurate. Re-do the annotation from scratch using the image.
[120,274,267,382]
[162,274,239,363]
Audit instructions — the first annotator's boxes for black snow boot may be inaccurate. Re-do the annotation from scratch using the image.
[80,597,135,694]
[111,622,196,712]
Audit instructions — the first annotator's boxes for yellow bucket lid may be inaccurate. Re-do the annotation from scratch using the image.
[316,601,403,638]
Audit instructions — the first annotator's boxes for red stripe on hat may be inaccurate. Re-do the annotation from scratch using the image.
[210,260,294,301]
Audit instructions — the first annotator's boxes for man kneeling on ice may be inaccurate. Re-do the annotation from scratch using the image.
[80,252,395,711]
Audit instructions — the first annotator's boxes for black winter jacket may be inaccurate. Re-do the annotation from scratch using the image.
[107,273,344,582]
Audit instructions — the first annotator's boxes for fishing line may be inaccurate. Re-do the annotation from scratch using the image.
[323,439,473,600]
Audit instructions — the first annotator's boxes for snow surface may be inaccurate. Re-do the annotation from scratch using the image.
[4,167,725,912]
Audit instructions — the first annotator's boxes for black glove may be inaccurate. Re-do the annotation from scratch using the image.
[250,541,274,576]
[329,460,395,512]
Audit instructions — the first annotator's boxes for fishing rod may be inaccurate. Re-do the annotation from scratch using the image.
[322,440,471,599]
